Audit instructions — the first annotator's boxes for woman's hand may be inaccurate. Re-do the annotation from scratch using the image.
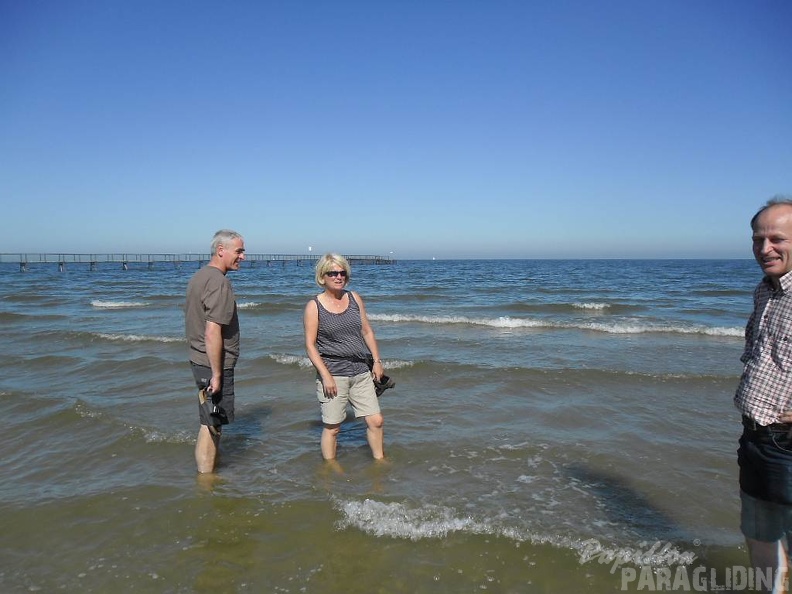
[322,375,338,398]
[371,360,384,382]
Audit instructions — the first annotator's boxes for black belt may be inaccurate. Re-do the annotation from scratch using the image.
[742,415,792,432]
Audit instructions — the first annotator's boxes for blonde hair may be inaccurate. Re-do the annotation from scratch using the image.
[314,253,351,286]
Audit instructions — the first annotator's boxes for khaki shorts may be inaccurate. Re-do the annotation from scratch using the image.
[317,371,380,425]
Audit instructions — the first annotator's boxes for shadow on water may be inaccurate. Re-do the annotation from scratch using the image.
[565,463,756,594]
[215,401,273,462]
[566,463,691,543]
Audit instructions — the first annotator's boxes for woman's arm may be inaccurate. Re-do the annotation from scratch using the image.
[354,291,384,381]
[303,299,337,397]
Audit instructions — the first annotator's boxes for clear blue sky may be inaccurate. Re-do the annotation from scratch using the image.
[2,0,790,259]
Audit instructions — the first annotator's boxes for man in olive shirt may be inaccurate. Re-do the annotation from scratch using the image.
[185,229,245,473]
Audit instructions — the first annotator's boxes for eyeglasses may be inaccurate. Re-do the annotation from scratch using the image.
[325,270,348,278]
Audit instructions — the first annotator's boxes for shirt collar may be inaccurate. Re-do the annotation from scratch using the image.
[764,270,792,294]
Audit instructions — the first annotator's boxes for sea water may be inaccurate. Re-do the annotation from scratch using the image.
[0,258,759,592]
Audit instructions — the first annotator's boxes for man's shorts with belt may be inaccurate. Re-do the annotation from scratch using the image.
[739,415,792,505]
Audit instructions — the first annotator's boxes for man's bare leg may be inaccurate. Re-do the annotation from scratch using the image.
[746,538,788,594]
[195,425,220,474]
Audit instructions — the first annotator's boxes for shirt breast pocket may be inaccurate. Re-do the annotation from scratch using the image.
[771,336,792,372]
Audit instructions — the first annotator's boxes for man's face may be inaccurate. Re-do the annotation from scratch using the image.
[752,205,792,280]
[218,238,246,272]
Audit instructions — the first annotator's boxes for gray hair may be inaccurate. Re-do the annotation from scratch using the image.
[211,229,243,255]
[751,195,792,229]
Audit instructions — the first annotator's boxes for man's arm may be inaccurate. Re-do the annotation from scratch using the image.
[205,320,224,393]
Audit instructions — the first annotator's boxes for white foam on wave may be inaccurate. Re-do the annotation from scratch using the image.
[270,354,414,370]
[573,302,610,310]
[96,333,183,343]
[580,321,743,337]
[74,399,102,420]
[137,427,193,444]
[91,300,147,309]
[368,313,742,337]
[335,498,696,568]
[271,354,314,368]
[335,498,574,548]
[337,499,485,540]
[237,301,261,309]
[370,313,545,329]
[379,359,413,370]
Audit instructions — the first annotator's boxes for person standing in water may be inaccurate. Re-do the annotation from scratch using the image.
[735,198,792,592]
[185,229,245,474]
[303,253,385,461]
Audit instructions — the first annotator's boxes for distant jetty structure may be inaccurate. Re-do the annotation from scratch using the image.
[1,253,395,272]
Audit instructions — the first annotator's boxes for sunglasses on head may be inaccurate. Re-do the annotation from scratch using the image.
[325,270,347,278]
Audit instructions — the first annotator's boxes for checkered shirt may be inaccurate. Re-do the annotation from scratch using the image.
[734,271,792,425]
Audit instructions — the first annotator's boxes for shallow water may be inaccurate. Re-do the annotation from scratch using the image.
[0,258,759,592]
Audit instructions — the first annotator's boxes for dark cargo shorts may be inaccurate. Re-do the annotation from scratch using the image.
[190,363,235,426]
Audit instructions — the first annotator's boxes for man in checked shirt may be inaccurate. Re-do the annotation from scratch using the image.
[735,197,792,593]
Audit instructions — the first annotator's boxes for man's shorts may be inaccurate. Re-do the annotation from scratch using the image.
[190,363,235,425]
[740,491,792,543]
[739,426,792,505]
[317,371,380,425]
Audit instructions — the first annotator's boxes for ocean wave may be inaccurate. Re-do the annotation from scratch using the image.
[270,354,314,368]
[237,301,304,315]
[336,498,582,551]
[335,498,695,567]
[90,300,148,309]
[0,311,29,322]
[266,354,734,382]
[480,301,628,315]
[573,302,610,311]
[74,400,193,444]
[368,313,742,337]
[269,354,414,370]
[237,301,261,309]
[133,426,194,444]
[0,311,65,322]
[95,332,184,343]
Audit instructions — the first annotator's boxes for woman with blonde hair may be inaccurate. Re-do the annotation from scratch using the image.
[303,253,385,460]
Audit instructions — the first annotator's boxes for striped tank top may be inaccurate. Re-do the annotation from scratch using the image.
[315,291,371,377]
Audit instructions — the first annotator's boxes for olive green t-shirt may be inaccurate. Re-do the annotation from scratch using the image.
[184,265,240,369]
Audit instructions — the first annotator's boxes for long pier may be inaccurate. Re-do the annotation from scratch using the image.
[0,253,395,272]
